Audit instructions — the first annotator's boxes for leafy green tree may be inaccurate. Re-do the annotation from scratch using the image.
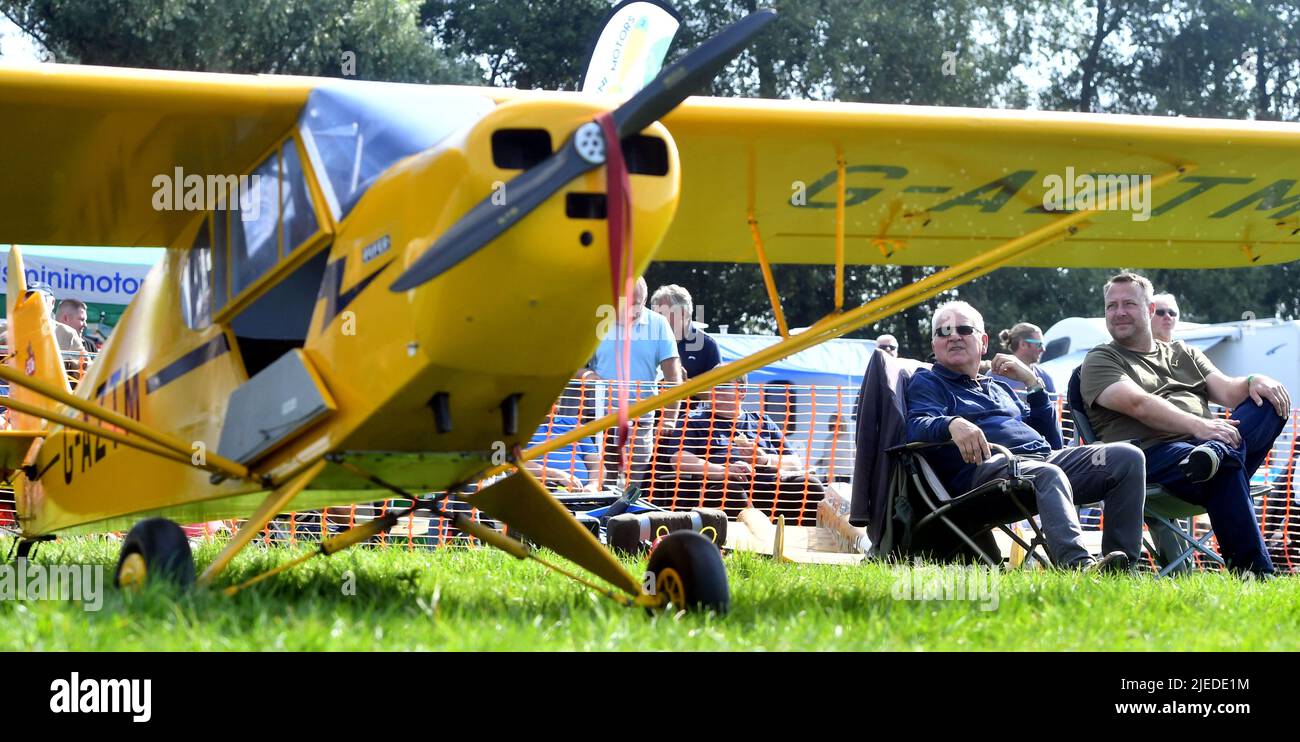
[420,0,610,89]
[651,0,1035,357]
[0,0,477,82]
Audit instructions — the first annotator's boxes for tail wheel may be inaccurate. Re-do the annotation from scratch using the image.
[645,530,729,614]
[114,518,195,591]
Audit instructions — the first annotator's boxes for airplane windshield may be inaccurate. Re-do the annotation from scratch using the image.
[299,83,495,220]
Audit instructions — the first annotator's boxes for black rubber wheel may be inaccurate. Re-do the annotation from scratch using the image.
[644,530,729,614]
[114,518,195,590]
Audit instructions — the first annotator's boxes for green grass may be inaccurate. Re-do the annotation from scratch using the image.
[2,535,1297,650]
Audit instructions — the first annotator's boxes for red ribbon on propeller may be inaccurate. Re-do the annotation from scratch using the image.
[595,112,634,475]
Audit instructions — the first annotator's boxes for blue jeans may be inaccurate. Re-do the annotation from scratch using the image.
[1143,400,1285,574]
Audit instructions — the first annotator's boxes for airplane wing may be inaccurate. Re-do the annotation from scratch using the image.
[5,63,1300,270]
[0,64,312,248]
[653,97,1300,269]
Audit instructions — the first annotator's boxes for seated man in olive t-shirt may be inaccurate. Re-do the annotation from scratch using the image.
[1080,273,1291,576]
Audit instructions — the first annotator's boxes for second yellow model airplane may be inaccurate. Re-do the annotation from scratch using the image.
[2,9,1298,610]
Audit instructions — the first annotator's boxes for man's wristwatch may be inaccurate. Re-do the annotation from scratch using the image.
[1026,381,1046,394]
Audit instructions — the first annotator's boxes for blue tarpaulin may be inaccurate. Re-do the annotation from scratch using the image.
[713,333,876,387]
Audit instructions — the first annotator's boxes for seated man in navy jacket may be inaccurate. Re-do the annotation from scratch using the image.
[661,374,825,523]
[905,300,1145,570]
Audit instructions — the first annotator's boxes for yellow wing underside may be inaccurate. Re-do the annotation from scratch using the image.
[3,64,1300,269]
[0,64,311,248]
[656,98,1300,269]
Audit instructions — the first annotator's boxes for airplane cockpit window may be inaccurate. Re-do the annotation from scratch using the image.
[281,141,317,253]
[181,216,212,330]
[298,83,494,220]
[230,153,281,296]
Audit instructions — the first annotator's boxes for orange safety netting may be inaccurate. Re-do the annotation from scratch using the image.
[2,374,1297,573]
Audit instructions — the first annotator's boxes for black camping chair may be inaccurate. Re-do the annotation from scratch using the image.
[884,440,1054,568]
[851,349,1055,568]
[1065,366,1270,576]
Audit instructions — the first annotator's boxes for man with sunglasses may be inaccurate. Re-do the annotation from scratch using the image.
[875,334,899,358]
[905,301,1145,570]
[1151,293,1179,343]
[1081,273,1290,576]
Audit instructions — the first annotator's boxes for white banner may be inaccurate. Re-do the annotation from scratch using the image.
[581,0,680,97]
[0,249,155,305]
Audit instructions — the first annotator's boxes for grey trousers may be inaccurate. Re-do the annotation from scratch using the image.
[968,443,1146,566]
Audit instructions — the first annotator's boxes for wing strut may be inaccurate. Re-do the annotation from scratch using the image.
[748,217,789,338]
[0,362,258,484]
[835,146,847,312]
[489,163,1195,477]
[746,145,790,338]
[196,459,326,588]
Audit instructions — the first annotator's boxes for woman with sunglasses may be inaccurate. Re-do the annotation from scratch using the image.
[991,322,1056,395]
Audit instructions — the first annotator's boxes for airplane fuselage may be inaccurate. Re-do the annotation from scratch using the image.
[18,94,681,536]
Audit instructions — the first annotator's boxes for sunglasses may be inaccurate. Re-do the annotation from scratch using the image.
[1022,338,1045,347]
[878,344,897,351]
[1155,309,1178,318]
[934,325,980,338]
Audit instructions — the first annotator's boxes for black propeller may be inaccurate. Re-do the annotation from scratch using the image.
[389,8,777,292]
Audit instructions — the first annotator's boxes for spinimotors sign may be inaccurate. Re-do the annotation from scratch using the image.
[0,250,153,305]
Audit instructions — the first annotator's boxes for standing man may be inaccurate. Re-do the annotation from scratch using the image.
[906,300,1145,569]
[875,334,899,358]
[1080,273,1290,576]
[651,284,720,381]
[579,277,682,488]
[1151,292,1179,343]
[55,298,97,353]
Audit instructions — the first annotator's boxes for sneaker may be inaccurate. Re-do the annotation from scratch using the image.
[1179,444,1220,483]
[1083,551,1131,574]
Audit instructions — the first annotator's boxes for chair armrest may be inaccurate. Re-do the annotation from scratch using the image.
[888,440,1019,478]
[885,440,951,454]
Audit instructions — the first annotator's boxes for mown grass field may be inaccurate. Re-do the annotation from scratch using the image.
[2,535,1298,651]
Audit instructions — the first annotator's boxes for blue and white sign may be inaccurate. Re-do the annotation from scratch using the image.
[0,246,163,306]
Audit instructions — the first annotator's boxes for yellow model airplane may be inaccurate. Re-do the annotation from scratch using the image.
[2,8,1299,611]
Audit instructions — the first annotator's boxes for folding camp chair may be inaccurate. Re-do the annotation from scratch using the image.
[884,440,1055,568]
[850,350,1054,568]
[1065,367,1270,577]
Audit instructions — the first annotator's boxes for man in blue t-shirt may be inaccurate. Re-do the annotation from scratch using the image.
[904,300,1144,570]
[579,277,682,488]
